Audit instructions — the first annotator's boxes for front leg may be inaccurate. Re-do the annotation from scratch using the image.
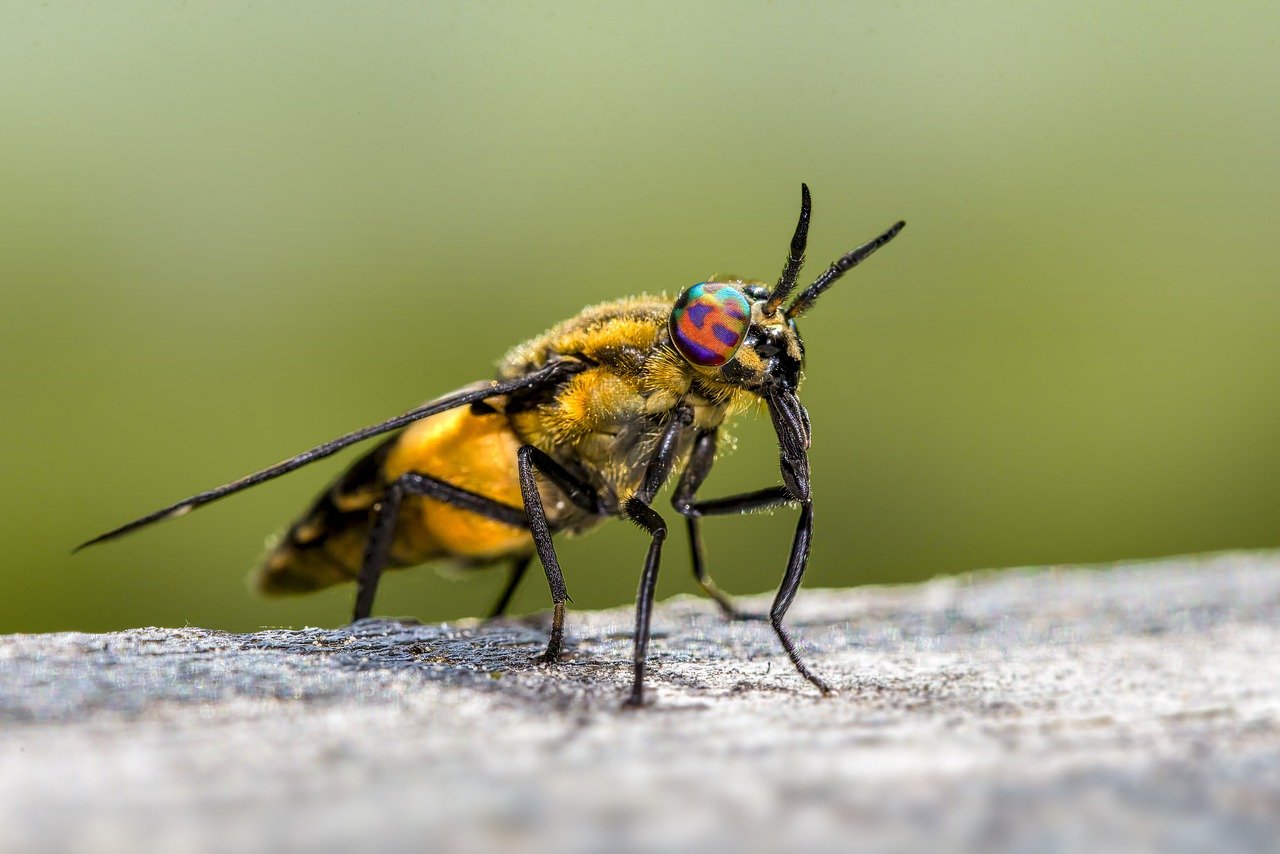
[763,388,831,695]
[667,394,829,694]
[678,483,826,692]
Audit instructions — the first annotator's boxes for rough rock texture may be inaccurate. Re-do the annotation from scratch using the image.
[3,552,1280,853]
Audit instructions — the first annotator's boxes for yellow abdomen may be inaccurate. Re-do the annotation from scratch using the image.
[384,407,530,560]
[256,407,530,595]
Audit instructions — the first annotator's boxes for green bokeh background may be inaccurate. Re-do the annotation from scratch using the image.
[4,3,1279,634]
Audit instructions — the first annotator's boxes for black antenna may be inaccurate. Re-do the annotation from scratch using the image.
[786,220,906,318]
[763,183,812,316]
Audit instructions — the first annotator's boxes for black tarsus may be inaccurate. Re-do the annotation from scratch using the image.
[764,183,812,316]
[786,220,906,319]
[74,360,583,553]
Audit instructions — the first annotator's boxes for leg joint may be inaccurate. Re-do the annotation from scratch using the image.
[624,497,667,539]
[670,494,699,518]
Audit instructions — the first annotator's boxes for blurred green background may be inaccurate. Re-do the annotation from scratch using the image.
[3,2,1279,634]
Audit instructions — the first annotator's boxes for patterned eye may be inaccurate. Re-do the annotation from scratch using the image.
[669,282,752,367]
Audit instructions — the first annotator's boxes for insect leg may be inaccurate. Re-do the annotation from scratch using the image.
[762,388,832,695]
[768,501,830,694]
[485,554,532,621]
[676,484,798,619]
[621,498,667,707]
[670,416,827,690]
[351,472,531,621]
[621,403,693,706]
[517,446,602,664]
[352,482,405,622]
[670,429,762,619]
[686,486,792,516]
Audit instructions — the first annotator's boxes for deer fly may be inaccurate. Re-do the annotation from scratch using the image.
[78,185,906,706]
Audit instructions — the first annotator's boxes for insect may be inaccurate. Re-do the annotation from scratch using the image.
[78,185,905,706]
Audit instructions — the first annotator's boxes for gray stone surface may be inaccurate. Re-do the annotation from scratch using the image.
[3,552,1280,853]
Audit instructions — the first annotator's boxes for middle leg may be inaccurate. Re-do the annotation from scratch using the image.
[673,430,803,620]
[621,403,693,706]
[517,445,601,664]
[622,497,667,707]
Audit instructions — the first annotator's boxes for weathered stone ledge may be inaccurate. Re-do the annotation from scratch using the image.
[3,552,1279,853]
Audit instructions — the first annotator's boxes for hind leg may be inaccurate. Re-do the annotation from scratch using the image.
[485,554,532,620]
[352,473,527,621]
[672,429,783,620]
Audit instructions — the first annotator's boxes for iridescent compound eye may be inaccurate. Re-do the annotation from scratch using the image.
[669,282,752,367]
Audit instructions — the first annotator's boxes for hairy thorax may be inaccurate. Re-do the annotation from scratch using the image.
[498,296,749,511]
